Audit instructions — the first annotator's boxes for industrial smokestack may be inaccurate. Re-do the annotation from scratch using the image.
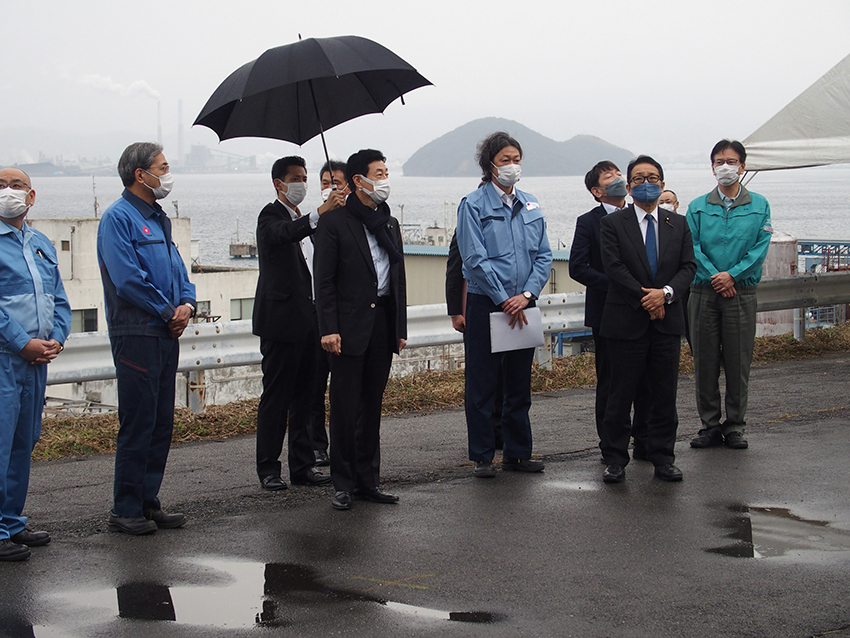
[178,99,184,167]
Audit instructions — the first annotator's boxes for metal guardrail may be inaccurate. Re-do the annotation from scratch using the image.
[46,273,850,386]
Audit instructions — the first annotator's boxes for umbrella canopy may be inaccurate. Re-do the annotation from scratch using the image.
[194,36,432,146]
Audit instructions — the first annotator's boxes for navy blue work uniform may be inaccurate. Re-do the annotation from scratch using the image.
[97,190,195,518]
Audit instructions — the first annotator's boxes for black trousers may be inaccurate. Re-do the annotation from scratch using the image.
[255,329,317,481]
[600,326,681,467]
[308,344,330,453]
[593,330,651,452]
[328,305,393,493]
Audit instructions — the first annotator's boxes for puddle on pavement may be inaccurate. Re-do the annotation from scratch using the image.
[40,559,498,633]
[708,505,850,558]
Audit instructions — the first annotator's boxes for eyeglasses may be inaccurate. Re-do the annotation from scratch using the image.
[629,175,661,185]
[713,159,741,167]
[0,181,30,191]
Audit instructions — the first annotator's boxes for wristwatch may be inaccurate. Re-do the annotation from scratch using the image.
[522,291,534,300]
[663,286,674,304]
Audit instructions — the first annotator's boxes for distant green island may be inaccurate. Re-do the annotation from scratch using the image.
[402,117,634,177]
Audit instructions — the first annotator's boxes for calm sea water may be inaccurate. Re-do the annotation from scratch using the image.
[28,166,850,267]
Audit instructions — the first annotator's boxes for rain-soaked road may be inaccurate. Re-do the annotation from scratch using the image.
[4,354,850,637]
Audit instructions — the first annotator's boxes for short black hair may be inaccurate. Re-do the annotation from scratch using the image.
[271,156,306,183]
[346,149,386,192]
[476,132,522,187]
[627,155,664,183]
[320,159,347,180]
[584,160,620,201]
[710,139,746,164]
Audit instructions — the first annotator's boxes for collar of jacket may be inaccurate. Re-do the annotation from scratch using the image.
[121,188,164,220]
[484,181,531,213]
[707,184,752,209]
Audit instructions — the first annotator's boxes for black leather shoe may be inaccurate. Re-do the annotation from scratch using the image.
[473,461,496,478]
[260,476,288,491]
[502,458,545,473]
[314,450,330,467]
[144,508,186,529]
[603,464,626,483]
[332,491,352,510]
[654,464,683,482]
[690,427,723,448]
[291,468,332,486]
[108,512,158,535]
[0,539,30,561]
[724,431,749,449]
[10,527,50,547]
[353,488,399,504]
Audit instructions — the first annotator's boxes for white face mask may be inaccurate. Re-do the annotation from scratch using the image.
[280,180,307,207]
[0,188,30,219]
[143,170,174,199]
[658,202,676,213]
[492,162,521,187]
[321,188,333,202]
[359,175,390,205]
[714,163,740,187]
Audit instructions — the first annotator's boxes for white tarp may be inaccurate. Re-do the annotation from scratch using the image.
[743,52,850,171]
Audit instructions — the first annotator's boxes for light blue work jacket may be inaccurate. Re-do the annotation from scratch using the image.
[457,182,552,305]
[0,221,71,355]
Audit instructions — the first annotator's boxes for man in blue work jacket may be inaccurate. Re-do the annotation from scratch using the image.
[0,168,71,561]
[456,132,552,479]
[97,143,196,535]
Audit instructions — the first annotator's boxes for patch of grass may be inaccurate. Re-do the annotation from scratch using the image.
[34,322,850,460]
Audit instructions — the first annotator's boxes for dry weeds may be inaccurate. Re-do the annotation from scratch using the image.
[34,322,850,460]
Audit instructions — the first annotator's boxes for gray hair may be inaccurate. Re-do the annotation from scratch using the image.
[118,142,164,186]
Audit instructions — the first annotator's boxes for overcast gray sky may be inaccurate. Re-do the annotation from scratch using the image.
[4,0,849,169]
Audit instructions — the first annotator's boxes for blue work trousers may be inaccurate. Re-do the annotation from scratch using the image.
[110,335,179,518]
[0,354,46,539]
[464,293,534,462]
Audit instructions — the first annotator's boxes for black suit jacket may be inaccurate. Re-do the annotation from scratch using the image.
[314,204,407,357]
[445,231,464,317]
[252,200,317,341]
[569,204,610,330]
[599,204,695,340]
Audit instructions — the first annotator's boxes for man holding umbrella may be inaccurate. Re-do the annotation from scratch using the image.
[314,149,407,511]
[252,155,343,491]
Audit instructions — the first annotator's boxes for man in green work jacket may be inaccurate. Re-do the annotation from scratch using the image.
[687,140,773,451]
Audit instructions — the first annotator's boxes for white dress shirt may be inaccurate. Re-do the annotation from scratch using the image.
[280,197,319,297]
[363,225,391,297]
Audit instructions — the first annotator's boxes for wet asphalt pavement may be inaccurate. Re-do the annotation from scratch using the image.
[4,354,850,637]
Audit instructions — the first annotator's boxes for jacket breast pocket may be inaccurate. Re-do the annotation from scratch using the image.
[481,215,509,258]
[522,210,545,253]
[138,239,165,246]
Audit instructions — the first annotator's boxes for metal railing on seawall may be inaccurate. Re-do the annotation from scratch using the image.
[46,272,850,390]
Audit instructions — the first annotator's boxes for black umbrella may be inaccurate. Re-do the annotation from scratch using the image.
[194,35,432,165]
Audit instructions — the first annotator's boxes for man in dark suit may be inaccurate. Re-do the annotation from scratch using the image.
[252,156,343,491]
[308,160,349,468]
[598,155,695,484]
[314,149,407,511]
[569,162,650,460]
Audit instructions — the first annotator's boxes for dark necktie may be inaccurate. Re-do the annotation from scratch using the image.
[644,213,658,279]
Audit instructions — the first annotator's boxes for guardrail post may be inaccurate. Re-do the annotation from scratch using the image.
[793,308,806,342]
[536,336,553,371]
[188,370,207,413]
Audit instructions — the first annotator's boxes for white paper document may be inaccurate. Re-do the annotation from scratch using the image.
[489,307,545,353]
